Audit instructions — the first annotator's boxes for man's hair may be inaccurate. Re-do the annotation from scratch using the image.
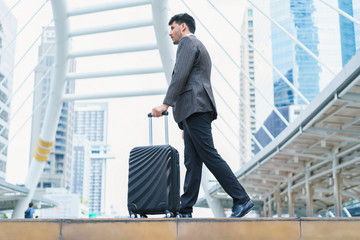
[29,202,34,208]
[168,13,196,33]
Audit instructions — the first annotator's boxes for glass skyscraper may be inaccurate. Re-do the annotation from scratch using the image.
[271,0,359,108]
[255,0,360,154]
[270,0,321,107]
[338,0,356,66]
[354,0,360,51]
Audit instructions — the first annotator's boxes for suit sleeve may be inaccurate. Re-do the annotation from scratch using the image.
[163,37,197,106]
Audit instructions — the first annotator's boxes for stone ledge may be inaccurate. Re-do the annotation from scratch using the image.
[0,217,359,240]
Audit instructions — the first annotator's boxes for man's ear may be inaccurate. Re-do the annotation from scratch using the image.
[181,22,187,32]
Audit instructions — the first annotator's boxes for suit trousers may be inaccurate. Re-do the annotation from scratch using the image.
[180,112,250,214]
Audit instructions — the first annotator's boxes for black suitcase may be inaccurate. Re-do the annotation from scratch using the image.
[127,111,180,218]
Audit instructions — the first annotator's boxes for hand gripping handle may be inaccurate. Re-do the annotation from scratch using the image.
[147,111,169,145]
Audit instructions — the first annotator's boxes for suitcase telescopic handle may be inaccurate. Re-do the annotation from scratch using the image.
[148,111,169,145]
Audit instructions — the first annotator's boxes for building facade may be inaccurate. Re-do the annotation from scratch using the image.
[74,103,108,143]
[270,0,322,107]
[88,143,111,214]
[73,102,110,214]
[254,0,360,153]
[338,0,356,66]
[239,7,256,164]
[30,27,76,192]
[354,0,360,51]
[270,0,359,108]
[0,1,16,179]
[72,135,91,204]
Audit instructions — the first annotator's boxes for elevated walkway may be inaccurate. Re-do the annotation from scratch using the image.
[1,217,360,240]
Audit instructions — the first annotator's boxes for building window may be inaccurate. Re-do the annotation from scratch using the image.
[0,90,7,103]
[0,110,8,122]
[248,9,253,17]
[45,56,54,66]
[248,20,253,27]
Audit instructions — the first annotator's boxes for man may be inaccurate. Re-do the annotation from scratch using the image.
[152,13,253,218]
[24,202,35,219]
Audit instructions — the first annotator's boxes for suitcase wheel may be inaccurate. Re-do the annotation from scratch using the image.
[165,210,175,218]
[129,211,137,218]
[140,214,148,218]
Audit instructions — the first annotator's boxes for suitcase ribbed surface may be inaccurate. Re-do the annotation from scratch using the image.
[128,145,179,214]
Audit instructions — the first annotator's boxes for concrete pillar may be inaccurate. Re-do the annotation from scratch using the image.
[332,151,342,217]
[305,163,314,217]
[263,200,267,217]
[274,189,282,217]
[288,182,294,217]
[305,184,314,217]
[268,196,273,217]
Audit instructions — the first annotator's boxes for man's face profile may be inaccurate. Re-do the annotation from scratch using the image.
[169,21,183,45]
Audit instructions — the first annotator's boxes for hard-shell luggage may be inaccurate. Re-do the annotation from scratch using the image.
[127,111,180,218]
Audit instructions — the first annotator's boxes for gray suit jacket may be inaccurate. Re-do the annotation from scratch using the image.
[163,35,217,128]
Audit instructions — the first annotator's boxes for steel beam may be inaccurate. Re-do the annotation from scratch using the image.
[13,0,69,218]
[67,0,151,17]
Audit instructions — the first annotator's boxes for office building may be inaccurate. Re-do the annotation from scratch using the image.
[270,0,322,107]
[354,0,360,51]
[239,7,256,164]
[74,103,108,143]
[0,1,16,179]
[72,135,91,204]
[270,0,359,108]
[30,26,76,192]
[88,143,111,214]
[73,102,111,214]
[254,0,360,154]
[338,0,357,66]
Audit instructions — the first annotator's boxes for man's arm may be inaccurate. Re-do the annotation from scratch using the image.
[163,37,197,106]
[152,37,196,118]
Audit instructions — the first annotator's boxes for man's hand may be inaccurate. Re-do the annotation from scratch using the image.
[152,104,169,117]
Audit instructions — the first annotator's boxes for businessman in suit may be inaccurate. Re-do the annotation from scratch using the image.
[152,13,253,218]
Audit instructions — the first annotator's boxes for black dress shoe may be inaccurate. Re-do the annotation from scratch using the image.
[230,199,254,218]
[180,213,192,218]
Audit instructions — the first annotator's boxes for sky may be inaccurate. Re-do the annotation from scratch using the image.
[3,0,274,217]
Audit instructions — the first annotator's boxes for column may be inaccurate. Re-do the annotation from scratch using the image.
[288,182,294,217]
[268,196,273,217]
[305,162,314,217]
[263,200,267,217]
[274,189,282,217]
[332,150,342,217]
